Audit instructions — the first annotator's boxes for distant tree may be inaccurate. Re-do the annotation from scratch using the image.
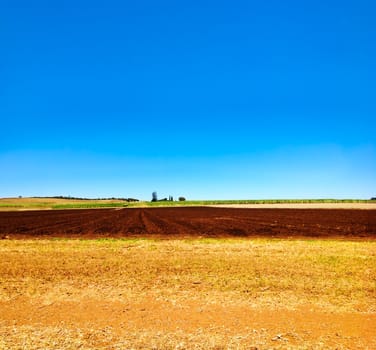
[178,196,186,201]
[126,198,139,202]
[152,192,158,202]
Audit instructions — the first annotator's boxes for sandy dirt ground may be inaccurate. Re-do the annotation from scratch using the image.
[1,297,375,349]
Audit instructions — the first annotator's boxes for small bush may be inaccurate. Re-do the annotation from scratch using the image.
[178,197,186,201]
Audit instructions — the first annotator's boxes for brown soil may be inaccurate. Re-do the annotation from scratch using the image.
[0,207,375,239]
[1,297,375,349]
[1,208,375,348]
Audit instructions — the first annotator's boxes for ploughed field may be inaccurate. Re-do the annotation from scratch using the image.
[1,208,376,349]
[0,207,375,239]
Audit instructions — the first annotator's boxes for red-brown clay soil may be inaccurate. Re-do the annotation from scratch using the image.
[1,208,376,348]
[0,207,375,239]
[2,298,376,348]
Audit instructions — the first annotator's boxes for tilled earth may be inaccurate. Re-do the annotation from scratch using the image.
[0,207,375,239]
[1,208,376,349]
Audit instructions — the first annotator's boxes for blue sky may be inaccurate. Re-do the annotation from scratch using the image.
[1,0,375,200]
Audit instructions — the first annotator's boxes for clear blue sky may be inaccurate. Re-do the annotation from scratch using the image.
[1,0,375,200]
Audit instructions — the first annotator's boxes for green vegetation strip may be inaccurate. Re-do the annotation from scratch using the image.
[143,199,374,207]
[52,203,128,209]
[0,198,374,211]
